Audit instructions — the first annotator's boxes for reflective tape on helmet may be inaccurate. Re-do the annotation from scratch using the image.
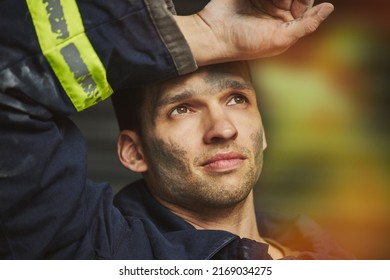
[26,0,113,111]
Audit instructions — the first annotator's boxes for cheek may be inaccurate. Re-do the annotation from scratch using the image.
[251,129,264,160]
[236,112,264,158]
[145,135,192,175]
[157,120,201,150]
[236,111,263,139]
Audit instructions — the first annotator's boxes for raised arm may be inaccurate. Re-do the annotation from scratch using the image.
[176,0,334,65]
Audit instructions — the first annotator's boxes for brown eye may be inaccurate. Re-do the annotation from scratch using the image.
[227,94,248,106]
[170,105,189,116]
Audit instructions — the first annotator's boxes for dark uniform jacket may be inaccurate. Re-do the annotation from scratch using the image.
[0,0,351,259]
[114,179,352,260]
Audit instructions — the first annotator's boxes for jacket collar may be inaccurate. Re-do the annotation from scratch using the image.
[114,179,237,259]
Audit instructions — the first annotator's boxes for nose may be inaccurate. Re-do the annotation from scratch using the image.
[203,108,238,144]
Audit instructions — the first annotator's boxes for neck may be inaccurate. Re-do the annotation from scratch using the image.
[154,190,285,259]
[159,191,265,243]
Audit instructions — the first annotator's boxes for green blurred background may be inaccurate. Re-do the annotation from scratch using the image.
[72,0,390,259]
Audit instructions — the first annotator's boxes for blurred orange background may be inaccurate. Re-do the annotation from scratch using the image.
[251,0,390,260]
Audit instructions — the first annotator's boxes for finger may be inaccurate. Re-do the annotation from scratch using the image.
[258,0,294,21]
[286,3,334,40]
[291,0,314,18]
[271,0,293,10]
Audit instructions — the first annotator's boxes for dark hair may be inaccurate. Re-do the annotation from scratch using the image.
[111,87,147,133]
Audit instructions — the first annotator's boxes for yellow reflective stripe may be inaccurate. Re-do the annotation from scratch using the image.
[26,0,113,111]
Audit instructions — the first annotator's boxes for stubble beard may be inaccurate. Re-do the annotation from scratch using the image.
[144,131,264,212]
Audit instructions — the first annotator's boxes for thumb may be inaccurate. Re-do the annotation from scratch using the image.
[287,3,334,39]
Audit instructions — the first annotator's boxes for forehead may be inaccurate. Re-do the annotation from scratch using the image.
[163,62,252,92]
[147,62,253,105]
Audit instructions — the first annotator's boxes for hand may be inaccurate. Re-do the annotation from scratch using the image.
[175,0,334,65]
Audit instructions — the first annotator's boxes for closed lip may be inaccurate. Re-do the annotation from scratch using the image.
[201,152,246,168]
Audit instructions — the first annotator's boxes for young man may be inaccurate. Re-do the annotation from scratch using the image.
[0,0,336,259]
[111,61,351,259]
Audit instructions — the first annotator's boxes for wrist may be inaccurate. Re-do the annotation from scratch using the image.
[174,14,229,66]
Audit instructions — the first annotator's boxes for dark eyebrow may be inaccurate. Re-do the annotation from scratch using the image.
[156,90,194,110]
[155,79,253,112]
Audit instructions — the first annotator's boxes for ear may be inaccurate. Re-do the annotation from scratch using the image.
[117,130,148,173]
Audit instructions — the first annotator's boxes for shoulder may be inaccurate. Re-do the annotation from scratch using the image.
[257,211,354,259]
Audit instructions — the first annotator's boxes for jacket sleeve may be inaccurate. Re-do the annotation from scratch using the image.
[0,0,196,259]
[0,0,196,114]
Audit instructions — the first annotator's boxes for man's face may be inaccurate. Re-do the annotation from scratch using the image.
[137,62,265,212]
